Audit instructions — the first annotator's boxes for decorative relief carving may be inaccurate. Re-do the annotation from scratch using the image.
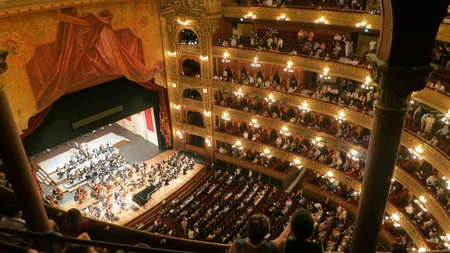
[303,182,357,214]
[185,144,207,155]
[437,23,450,43]
[393,167,450,232]
[0,0,129,18]
[179,76,204,88]
[177,44,201,54]
[161,0,206,17]
[401,133,450,180]
[367,55,434,113]
[212,47,369,83]
[412,88,450,115]
[182,98,203,110]
[214,152,289,180]
[180,123,208,137]
[385,203,429,250]
[221,6,382,30]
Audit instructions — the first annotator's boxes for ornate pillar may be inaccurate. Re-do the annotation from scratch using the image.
[0,50,51,233]
[349,56,432,253]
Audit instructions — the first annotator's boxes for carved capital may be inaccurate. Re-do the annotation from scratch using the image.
[367,54,433,114]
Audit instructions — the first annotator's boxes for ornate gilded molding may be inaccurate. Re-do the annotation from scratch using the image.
[214,129,360,191]
[368,55,433,115]
[180,123,207,137]
[177,44,201,54]
[401,133,450,179]
[184,143,207,155]
[180,76,205,89]
[214,81,450,177]
[0,0,128,17]
[160,0,206,17]
[213,105,367,157]
[213,81,374,129]
[214,152,290,181]
[437,23,450,43]
[303,182,357,214]
[385,202,429,250]
[412,88,450,115]
[393,167,450,234]
[221,6,382,30]
[212,46,369,83]
[182,98,204,111]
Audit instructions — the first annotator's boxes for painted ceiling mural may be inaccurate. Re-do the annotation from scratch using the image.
[0,0,164,131]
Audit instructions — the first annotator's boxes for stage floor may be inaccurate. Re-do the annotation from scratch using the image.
[29,123,204,226]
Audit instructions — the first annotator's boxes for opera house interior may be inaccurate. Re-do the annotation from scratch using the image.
[0,0,450,252]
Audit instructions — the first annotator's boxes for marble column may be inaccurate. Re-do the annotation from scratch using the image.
[0,50,52,234]
[349,55,433,253]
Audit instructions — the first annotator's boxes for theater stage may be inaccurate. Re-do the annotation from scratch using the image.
[29,124,205,226]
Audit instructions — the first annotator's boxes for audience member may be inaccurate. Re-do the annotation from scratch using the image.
[276,209,324,253]
[229,214,288,253]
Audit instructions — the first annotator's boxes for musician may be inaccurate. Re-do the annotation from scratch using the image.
[56,167,65,178]
[52,187,64,200]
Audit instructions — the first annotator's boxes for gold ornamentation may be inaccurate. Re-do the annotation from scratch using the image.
[221,6,382,30]
[161,0,206,17]
[368,55,433,113]
[394,167,450,232]
[436,23,450,43]
[182,97,203,110]
[385,202,429,250]
[213,46,369,83]
[412,88,450,115]
[0,31,25,57]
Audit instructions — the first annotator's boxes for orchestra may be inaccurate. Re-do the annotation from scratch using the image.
[43,143,195,223]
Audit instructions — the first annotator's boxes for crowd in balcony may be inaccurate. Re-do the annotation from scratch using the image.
[218,27,370,68]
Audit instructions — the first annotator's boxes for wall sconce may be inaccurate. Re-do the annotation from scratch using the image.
[347,149,359,161]
[280,126,291,136]
[277,14,288,21]
[356,21,371,32]
[315,17,329,24]
[361,76,375,90]
[205,138,211,147]
[176,130,183,139]
[203,110,211,117]
[200,55,208,62]
[203,88,208,93]
[334,111,345,123]
[408,146,423,160]
[177,19,189,26]
[414,197,428,212]
[222,52,230,63]
[284,61,294,72]
[167,51,176,57]
[172,83,177,88]
[234,88,245,98]
[221,112,231,121]
[298,101,310,112]
[233,140,244,150]
[249,119,259,128]
[319,67,331,80]
[441,109,450,124]
[265,94,276,104]
[312,137,324,147]
[251,57,260,67]
[173,104,181,110]
[244,12,256,19]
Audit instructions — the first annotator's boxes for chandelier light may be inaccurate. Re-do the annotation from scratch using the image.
[284,61,294,72]
[315,17,329,24]
[298,101,310,112]
[334,111,345,123]
[251,57,260,67]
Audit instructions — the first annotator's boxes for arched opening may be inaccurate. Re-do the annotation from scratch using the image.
[181,59,200,77]
[178,29,198,45]
[183,88,202,101]
[186,110,204,127]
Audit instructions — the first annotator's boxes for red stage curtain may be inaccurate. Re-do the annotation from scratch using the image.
[24,7,171,147]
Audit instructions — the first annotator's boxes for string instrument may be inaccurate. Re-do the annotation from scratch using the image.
[55,187,64,200]
[76,192,85,202]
